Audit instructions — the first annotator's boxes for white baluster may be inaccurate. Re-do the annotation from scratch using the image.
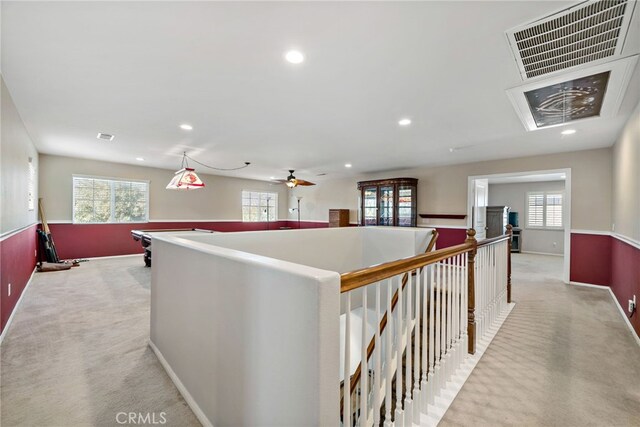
[421,266,429,412]
[344,293,352,427]
[413,268,421,421]
[404,271,413,426]
[454,254,460,368]
[434,263,444,396]
[484,247,488,337]
[404,271,414,426]
[446,256,453,381]
[452,255,458,372]
[463,250,469,347]
[384,280,393,427]
[395,275,403,425]
[427,262,436,407]
[374,282,381,427]
[482,247,487,338]
[360,289,368,426]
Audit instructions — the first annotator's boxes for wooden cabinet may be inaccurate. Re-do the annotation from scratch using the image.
[486,206,510,238]
[357,178,418,227]
[329,209,350,227]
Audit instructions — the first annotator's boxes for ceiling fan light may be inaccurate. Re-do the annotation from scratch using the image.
[286,180,297,188]
[166,167,205,190]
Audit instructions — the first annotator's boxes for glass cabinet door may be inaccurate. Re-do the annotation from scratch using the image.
[363,187,378,226]
[358,178,417,227]
[379,186,394,226]
[398,185,415,226]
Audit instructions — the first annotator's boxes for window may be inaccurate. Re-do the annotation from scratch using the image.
[526,191,563,229]
[242,191,277,222]
[73,176,149,223]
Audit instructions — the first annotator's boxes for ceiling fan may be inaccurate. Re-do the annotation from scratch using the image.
[273,170,316,188]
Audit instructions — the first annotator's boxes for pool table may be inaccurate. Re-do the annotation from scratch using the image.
[131,228,216,267]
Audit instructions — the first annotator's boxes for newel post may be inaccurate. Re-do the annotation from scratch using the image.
[465,228,477,354]
[506,224,513,304]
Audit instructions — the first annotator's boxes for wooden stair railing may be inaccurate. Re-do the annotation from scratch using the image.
[338,227,514,423]
[339,230,439,416]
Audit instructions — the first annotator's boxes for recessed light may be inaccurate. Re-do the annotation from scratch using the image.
[180,124,193,131]
[561,129,576,135]
[136,157,145,161]
[97,133,115,141]
[285,50,304,64]
[345,163,352,168]
[398,118,412,126]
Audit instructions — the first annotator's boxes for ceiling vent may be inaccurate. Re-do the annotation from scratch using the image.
[506,0,636,80]
[96,132,115,141]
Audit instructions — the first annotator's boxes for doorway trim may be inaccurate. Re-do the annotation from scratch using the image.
[467,168,572,284]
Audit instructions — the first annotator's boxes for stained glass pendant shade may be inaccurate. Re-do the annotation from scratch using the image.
[166,167,205,190]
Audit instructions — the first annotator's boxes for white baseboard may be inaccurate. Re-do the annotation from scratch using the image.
[570,282,640,346]
[83,254,141,261]
[569,281,610,289]
[606,288,640,347]
[0,267,37,346]
[520,251,563,257]
[149,340,214,427]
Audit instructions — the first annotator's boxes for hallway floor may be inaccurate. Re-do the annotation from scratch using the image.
[441,253,640,426]
[1,253,639,426]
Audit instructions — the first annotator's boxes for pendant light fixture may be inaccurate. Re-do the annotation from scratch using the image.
[166,152,204,190]
[166,152,251,190]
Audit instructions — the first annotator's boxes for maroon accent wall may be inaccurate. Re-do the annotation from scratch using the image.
[48,221,292,260]
[570,233,612,286]
[435,227,468,249]
[296,221,331,229]
[0,225,38,332]
[610,237,640,336]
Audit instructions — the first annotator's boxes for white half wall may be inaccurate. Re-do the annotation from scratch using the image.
[180,226,434,274]
[149,227,434,425]
[151,236,340,426]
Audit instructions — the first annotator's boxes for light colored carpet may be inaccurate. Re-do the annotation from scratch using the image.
[2,254,639,426]
[0,256,200,427]
[440,253,640,426]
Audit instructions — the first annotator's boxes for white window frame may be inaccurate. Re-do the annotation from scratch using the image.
[241,190,278,222]
[526,191,564,230]
[72,174,150,224]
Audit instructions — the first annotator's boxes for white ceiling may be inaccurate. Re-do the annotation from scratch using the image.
[2,1,639,182]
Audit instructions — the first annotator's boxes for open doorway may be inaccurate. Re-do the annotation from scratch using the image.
[468,169,571,283]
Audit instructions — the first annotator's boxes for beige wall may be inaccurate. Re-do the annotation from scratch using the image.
[489,181,565,255]
[1,77,39,234]
[39,154,289,222]
[292,148,612,232]
[612,101,640,241]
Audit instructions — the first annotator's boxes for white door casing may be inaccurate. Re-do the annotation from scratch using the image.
[473,179,488,240]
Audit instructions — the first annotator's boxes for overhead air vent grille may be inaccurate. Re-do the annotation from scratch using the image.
[507,0,636,80]
[97,133,115,141]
